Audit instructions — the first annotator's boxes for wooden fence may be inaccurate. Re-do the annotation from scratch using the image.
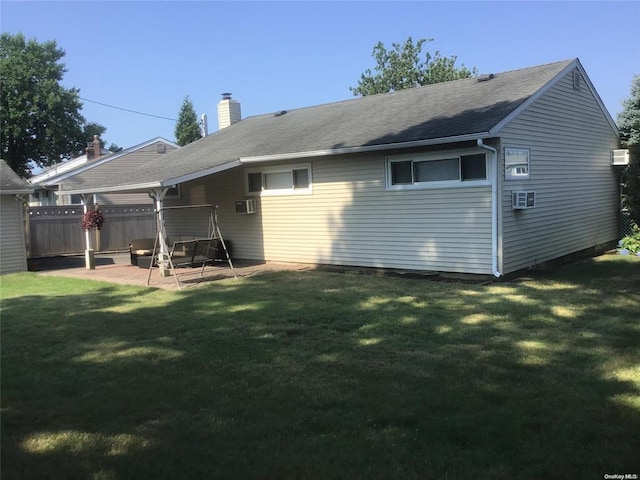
[27,205,156,257]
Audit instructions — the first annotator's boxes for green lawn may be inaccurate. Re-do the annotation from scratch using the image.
[1,255,639,479]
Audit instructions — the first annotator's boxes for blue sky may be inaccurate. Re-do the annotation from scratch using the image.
[2,1,639,149]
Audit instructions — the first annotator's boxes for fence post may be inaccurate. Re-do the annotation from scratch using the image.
[24,202,32,258]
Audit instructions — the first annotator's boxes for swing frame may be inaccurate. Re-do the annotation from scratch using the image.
[146,204,236,288]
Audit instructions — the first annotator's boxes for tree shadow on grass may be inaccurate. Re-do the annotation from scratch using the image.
[1,257,639,479]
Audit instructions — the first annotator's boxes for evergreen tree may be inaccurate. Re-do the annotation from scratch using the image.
[175,96,202,146]
[618,75,640,226]
[350,37,477,97]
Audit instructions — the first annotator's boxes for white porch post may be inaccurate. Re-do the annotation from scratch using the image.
[150,187,170,277]
[81,194,95,270]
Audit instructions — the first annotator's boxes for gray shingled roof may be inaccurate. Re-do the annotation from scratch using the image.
[63,59,578,194]
[1,159,33,194]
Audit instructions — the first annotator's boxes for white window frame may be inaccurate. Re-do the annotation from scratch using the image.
[504,147,530,180]
[386,149,490,191]
[245,163,312,196]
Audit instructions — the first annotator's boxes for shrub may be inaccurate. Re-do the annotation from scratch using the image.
[618,224,640,255]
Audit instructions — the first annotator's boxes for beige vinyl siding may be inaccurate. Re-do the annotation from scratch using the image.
[0,195,29,274]
[188,152,493,274]
[499,70,619,274]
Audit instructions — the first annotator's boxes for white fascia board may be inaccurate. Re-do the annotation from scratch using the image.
[55,181,163,196]
[162,159,242,186]
[29,157,89,185]
[239,133,490,164]
[1,189,34,195]
[56,160,243,195]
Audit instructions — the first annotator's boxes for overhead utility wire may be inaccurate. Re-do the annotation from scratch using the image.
[80,97,177,122]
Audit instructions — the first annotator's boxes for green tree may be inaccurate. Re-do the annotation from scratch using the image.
[350,37,477,96]
[79,122,120,154]
[0,33,92,177]
[618,75,640,226]
[174,96,202,146]
[107,143,123,153]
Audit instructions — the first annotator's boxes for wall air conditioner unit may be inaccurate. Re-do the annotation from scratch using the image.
[235,198,257,214]
[512,191,536,210]
[611,149,630,166]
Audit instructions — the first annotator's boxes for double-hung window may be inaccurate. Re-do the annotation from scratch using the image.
[246,164,312,195]
[387,151,487,189]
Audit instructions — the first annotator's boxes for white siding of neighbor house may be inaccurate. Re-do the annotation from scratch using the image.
[0,195,29,274]
[183,151,493,274]
[498,69,620,274]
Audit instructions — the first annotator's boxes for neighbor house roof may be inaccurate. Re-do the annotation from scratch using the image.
[28,147,111,185]
[1,160,34,194]
[61,58,617,195]
[30,137,179,187]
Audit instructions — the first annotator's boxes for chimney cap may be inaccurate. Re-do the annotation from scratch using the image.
[221,92,232,100]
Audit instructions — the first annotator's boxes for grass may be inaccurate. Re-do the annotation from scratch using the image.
[1,255,639,479]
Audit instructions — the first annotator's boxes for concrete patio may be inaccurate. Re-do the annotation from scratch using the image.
[30,252,313,290]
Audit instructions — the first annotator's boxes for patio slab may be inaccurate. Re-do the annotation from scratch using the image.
[31,253,313,290]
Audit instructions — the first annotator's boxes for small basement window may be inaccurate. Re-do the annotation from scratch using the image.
[246,164,312,196]
[387,151,487,189]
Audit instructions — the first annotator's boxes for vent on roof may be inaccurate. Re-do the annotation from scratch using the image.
[477,73,495,82]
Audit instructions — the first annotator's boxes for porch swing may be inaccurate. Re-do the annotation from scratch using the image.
[146,204,236,289]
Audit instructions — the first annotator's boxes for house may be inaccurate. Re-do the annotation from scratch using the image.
[29,136,179,206]
[60,59,621,277]
[0,160,34,274]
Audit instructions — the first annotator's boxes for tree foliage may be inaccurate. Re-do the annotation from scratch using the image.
[174,96,202,146]
[0,33,102,177]
[618,75,640,226]
[350,37,477,96]
[80,122,121,153]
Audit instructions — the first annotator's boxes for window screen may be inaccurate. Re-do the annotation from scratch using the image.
[461,154,486,180]
[391,161,413,184]
[414,158,459,182]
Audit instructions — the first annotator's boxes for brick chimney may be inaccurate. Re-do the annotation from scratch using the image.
[217,93,241,129]
[85,135,102,161]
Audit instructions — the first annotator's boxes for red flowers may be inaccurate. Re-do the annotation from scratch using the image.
[81,209,105,231]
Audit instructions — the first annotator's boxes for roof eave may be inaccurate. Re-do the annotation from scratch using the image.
[239,133,491,164]
[1,189,34,194]
[56,181,163,196]
[57,160,244,195]
[162,159,243,187]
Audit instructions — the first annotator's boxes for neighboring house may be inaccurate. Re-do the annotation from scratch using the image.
[29,137,179,206]
[61,59,622,277]
[0,160,34,274]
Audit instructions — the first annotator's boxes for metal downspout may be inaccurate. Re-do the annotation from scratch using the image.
[477,139,502,278]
